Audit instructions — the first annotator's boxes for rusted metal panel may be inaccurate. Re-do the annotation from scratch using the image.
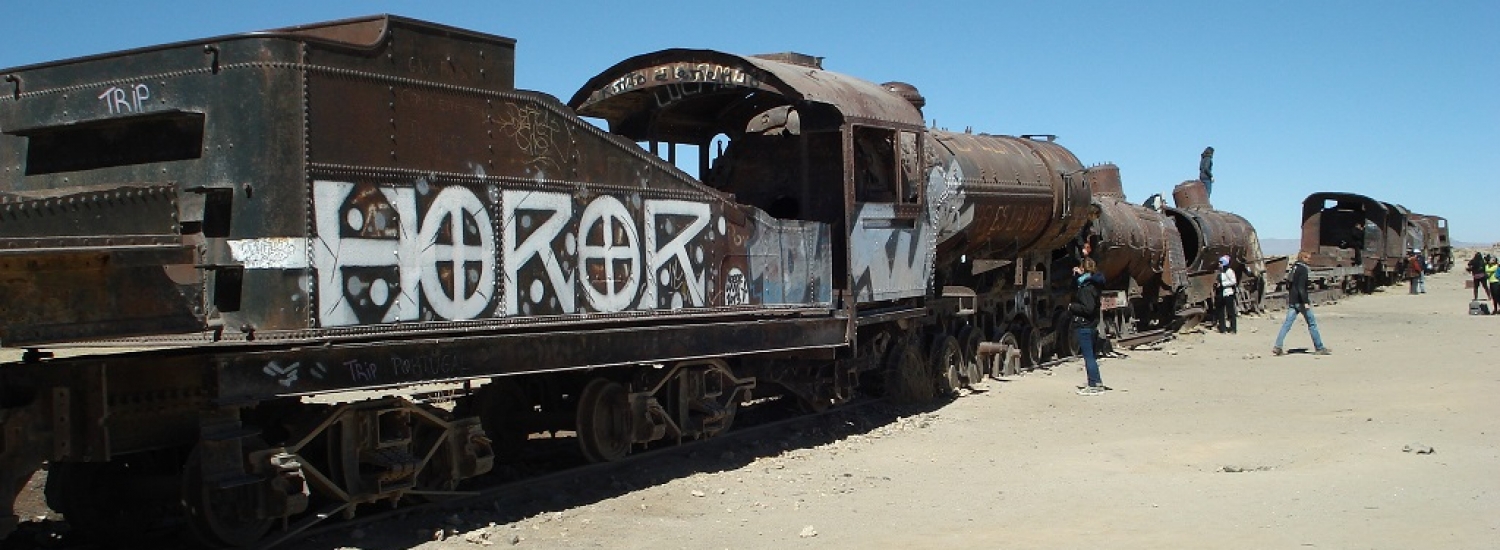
[1300,192,1390,276]
[569,49,922,142]
[0,17,835,347]
[1172,179,1212,209]
[928,132,1090,261]
[1083,163,1124,200]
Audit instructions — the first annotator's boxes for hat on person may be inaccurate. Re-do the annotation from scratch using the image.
[1218,255,1230,267]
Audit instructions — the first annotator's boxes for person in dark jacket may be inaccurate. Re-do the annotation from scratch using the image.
[1468,252,1488,301]
[1199,146,1214,196]
[1273,251,1330,356]
[1071,259,1108,395]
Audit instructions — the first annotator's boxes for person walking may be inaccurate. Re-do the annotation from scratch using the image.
[1273,251,1331,356]
[1071,259,1108,395]
[1469,252,1490,302]
[1215,255,1238,333]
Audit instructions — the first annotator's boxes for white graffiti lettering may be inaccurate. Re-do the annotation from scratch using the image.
[645,200,711,307]
[578,195,642,312]
[97,83,150,115]
[502,190,576,315]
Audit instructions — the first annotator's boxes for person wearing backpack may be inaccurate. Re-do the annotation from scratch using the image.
[1273,251,1331,356]
[1468,252,1488,301]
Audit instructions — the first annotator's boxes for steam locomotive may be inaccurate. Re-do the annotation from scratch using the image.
[0,15,1294,546]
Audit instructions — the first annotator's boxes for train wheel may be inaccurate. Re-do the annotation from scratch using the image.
[182,439,274,548]
[576,379,634,463]
[883,338,934,405]
[1023,326,1044,367]
[994,332,1021,378]
[955,326,983,387]
[1239,274,1265,315]
[929,334,962,397]
[456,378,532,461]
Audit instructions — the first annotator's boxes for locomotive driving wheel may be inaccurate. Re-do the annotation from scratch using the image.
[883,336,934,404]
[955,326,983,387]
[929,334,963,397]
[576,379,634,463]
[994,332,1021,378]
[181,438,275,548]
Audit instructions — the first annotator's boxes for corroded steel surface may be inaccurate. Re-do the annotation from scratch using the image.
[1084,163,1124,200]
[570,49,923,144]
[571,48,1089,305]
[927,131,1091,261]
[1172,179,1212,210]
[1300,192,1391,275]
[0,16,834,347]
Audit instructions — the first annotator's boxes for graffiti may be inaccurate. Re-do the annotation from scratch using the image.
[312,180,497,326]
[390,352,464,379]
[263,360,329,388]
[494,102,567,172]
[345,359,379,383]
[596,63,762,102]
[229,237,306,269]
[849,202,932,302]
[503,190,715,315]
[724,268,749,306]
[926,160,973,242]
[309,181,723,325]
[98,83,150,115]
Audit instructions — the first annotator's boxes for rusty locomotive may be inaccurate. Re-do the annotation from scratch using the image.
[1296,192,1450,299]
[0,15,1284,546]
[1078,164,1272,343]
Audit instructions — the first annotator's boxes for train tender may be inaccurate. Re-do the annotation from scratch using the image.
[0,15,1115,545]
[0,16,847,546]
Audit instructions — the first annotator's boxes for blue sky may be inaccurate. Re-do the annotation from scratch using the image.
[4,1,1496,242]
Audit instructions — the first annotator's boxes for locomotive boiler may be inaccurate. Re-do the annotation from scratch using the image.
[1166,179,1270,313]
[1079,163,1198,339]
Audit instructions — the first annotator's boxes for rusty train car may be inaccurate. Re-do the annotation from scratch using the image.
[0,15,1126,546]
[1297,192,1452,298]
[1407,213,1452,272]
[1300,192,1411,292]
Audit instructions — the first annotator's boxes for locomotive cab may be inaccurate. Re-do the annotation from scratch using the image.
[570,49,931,306]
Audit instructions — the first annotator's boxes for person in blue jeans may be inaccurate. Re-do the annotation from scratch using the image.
[1274,251,1331,356]
[1071,259,1108,395]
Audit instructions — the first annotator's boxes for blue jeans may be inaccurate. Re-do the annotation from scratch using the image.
[1274,305,1325,351]
[1077,326,1102,387]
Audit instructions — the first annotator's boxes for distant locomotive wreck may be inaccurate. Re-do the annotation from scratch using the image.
[0,15,1447,547]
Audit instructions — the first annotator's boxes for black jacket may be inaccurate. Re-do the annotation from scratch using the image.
[1469,253,1486,275]
[1070,273,1104,326]
[1287,261,1311,307]
[1199,153,1214,183]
